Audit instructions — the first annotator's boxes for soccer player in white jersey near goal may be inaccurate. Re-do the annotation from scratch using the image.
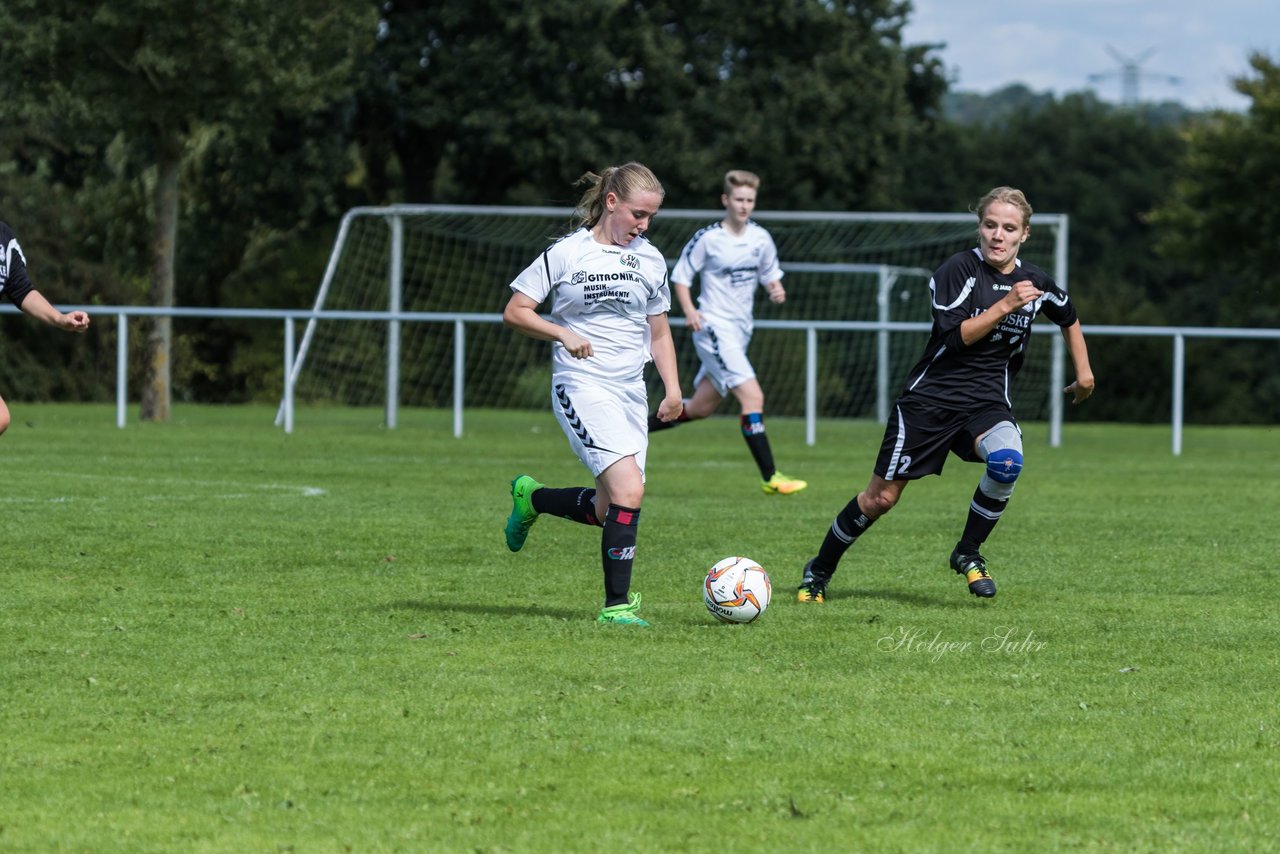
[0,220,92,435]
[501,163,683,627]
[797,187,1095,604]
[648,170,806,495]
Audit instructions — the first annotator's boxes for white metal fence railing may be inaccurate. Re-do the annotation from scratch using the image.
[4,304,1278,455]
[293,203,1080,440]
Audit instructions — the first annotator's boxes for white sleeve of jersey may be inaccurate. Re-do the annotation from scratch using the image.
[645,266,671,315]
[757,230,784,285]
[509,243,560,304]
[671,232,705,287]
[1,230,32,300]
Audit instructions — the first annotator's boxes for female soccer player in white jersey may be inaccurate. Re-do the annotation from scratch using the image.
[0,220,91,435]
[648,170,806,496]
[796,187,1095,604]
[501,163,683,627]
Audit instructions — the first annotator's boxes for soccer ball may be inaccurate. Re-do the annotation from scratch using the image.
[703,556,772,623]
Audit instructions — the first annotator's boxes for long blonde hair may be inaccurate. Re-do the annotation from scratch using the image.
[571,162,665,231]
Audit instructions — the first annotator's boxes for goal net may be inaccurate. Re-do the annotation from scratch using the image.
[283,205,1067,435]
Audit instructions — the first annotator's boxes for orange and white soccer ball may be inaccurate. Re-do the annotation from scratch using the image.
[703,556,772,623]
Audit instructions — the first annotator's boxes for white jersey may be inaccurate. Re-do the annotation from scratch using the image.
[510,227,671,383]
[671,220,783,329]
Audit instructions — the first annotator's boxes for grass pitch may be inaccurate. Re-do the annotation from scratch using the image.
[1,404,1277,852]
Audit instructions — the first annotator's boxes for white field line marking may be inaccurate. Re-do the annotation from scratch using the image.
[1,472,327,503]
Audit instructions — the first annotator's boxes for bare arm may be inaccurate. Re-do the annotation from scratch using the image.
[672,282,703,332]
[1061,320,1095,404]
[19,291,90,332]
[958,280,1042,346]
[647,312,683,421]
[502,291,592,359]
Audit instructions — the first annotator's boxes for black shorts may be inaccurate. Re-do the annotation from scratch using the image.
[873,398,1015,481]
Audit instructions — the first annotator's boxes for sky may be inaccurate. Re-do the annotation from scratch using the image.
[901,0,1280,111]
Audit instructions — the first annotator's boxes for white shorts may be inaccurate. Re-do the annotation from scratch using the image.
[551,375,649,479]
[692,320,756,396]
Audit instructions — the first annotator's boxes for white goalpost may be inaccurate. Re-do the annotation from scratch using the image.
[279,205,1068,444]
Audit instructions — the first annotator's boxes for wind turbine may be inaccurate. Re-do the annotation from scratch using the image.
[1088,45,1182,105]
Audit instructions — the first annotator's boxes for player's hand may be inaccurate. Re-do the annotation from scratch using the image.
[766,283,785,304]
[656,394,684,422]
[1065,374,1095,405]
[61,311,91,333]
[559,331,593,359]
[685,310,704,332]
[1002,280,1043,313]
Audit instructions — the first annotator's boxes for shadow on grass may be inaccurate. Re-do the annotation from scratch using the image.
[833,587,974,609]
[385,600,582,620]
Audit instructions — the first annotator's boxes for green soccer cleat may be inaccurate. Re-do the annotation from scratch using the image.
[762,471,808,495]
[504,474,543,552]
[597,592,649,627]
[950,548,996,598]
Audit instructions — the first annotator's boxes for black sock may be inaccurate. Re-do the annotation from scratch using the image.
[811,498,877,581]
[648,403,690,432]
[958,486,1007,555]
[601,504,640,607]
[531,487,600,526]
[740,413,776,480]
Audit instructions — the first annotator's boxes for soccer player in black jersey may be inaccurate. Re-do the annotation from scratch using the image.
[0,221,91,434]
[797,188,1095,603]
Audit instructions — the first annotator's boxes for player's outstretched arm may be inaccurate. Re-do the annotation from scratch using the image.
[19,291,90,333]
[1061,321,1095,405]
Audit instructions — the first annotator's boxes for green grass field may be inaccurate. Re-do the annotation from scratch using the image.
[2,404,1277,852]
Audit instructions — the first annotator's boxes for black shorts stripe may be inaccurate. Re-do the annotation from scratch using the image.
[555,383,596,448]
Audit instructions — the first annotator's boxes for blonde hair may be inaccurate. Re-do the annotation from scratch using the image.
[724,169,761,194]
[571,162,665,230]
[974,186,1033,228]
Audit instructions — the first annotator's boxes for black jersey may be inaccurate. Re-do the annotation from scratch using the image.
[899,247,1077,410]
[0,221,35,307]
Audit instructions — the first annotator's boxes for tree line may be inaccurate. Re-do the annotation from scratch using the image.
[1,0,1276,424]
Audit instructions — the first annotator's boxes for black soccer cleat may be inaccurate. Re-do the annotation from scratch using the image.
[796,557,827,604]
[950,548,996,598]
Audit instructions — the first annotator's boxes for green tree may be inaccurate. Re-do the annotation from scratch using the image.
[904,89,1185,293]
[1152,52,1280,325]
[615,0,947,210]
[357,0,946,209]
[1149,52,1280,422]
[357,0,629,205]
[0,0,372,419]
